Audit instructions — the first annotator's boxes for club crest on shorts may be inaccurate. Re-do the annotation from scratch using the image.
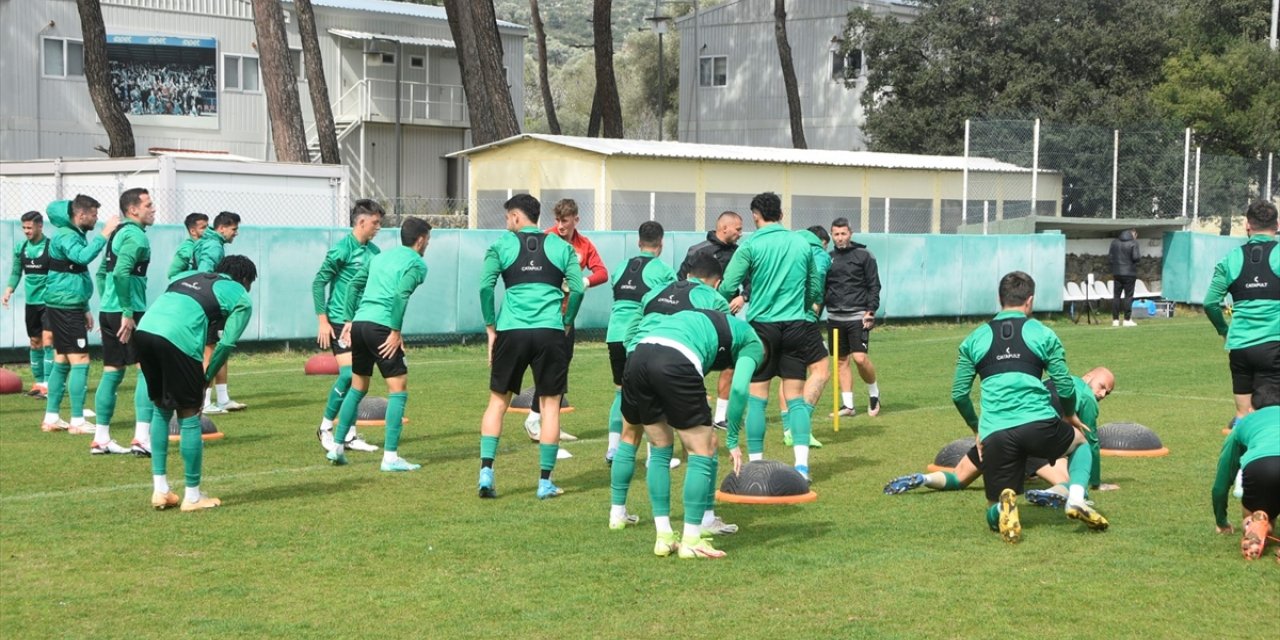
[77,338,86,348]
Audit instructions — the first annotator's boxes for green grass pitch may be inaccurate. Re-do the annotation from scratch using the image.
[1,315,1277,638]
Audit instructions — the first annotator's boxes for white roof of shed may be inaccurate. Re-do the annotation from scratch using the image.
[329,28,455,49]
[450,134,1040,174]
[296,0,526,30]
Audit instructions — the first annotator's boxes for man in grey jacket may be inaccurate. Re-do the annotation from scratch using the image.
[1109,228,1140,327]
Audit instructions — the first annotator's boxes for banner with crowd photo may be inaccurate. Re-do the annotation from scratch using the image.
[106,34,219,130]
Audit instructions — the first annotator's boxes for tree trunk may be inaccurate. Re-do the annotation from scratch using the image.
[250,0,309,162]
[592,0,624,138]
[774,0,807,149]
[587,84,602,137]
[444,0,521,146]
[530,0,560,135]
[295,0,339,164]
[75,0,134,157]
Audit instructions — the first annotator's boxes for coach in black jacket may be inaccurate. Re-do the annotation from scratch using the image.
[824,218,882,417]
[1108,228,1140,326]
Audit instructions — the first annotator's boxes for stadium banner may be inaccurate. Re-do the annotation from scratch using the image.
[106,34,219,130]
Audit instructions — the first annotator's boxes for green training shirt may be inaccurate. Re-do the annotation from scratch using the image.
[479,226,584,332]
[1211,405,1280,527]
[605,251,676,343]
[96,219,151,318]
[627,277,731,352]
[952,310,1076,440]
[7,236,50,305]
[1203,235,1280,350]
[719,224,823,323]
[798,229,832,321]
[638,310,763,447]
[346,245,427,331]
[167,237,199,280]
[313,233,381,324]
[137,271,253,379]
[45,226,107,312]
[193,228,227,272]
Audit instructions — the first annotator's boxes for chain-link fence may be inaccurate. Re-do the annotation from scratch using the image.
[969,118,1277,230]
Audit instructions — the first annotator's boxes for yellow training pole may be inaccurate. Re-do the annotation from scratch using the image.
[832,327,840,433]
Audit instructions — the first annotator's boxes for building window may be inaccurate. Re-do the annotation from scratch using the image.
[381,52,395,65]
[832,49,864,80]
[290,49,305,81]
[699,55,726,87]
[42,37,84,79]
[410,55,424,69]
[224,54,260,92]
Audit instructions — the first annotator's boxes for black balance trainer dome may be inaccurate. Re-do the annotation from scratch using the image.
[354,396,409,427]
[928,438,974,471]
[506,386,574,413]
[716,460,817,504]
[1098,422,1168,457]
[167,414,223,441]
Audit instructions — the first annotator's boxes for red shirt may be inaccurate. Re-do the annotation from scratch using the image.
[545,227,608,287]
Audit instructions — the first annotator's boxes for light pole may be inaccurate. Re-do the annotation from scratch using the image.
[646,11,671,141]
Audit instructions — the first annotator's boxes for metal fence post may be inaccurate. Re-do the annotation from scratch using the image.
[1111,129,1119,219]
[1031,118,1039,215]
[962,119,970,225]
[1181,128,1191,218]
[1193,146,1201,224]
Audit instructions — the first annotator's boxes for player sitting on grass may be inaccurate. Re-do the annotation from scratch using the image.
[608,252,737,535]
[326,218,431,472]
[1211,384,1280,561]
[622,309,762,558]
[314,199,385,454]
[138,255,256,511]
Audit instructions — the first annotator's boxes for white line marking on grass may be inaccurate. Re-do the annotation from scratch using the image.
[0,464,329,503]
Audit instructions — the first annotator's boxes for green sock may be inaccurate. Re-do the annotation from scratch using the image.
[746,395,768,455]
[333,387,367,444]
[647,445,674,517]
[1068,443,1092,491]
[45,362,69,414]
[1089,441,1101,488]
[786,397,812,446]
[324,366,353,421]
[986,503,1001,531]
[134,374,152,425]
[608,389,623,435]
[42,347,54,382]
[683,454,715,525]
[69,363,89,419]
[150,407,174,476]
[707,455,720,507]
[383,392,407,452]
[179,415,203,488]
[480,435,499,462]
[93,369,125,426]
[610,441,638,506]
[943,472,961,490]
[29,348,43,383]
[538,443,558,473]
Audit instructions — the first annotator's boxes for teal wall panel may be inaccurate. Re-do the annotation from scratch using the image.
[1,221,1069,348]
[1159,231,1246,303]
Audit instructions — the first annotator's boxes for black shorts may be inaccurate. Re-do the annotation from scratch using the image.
[330,326,352,356]
[135,330,206,410]
[350,321,407,378]
[979,418,1076,502]
[621,343,712,429]
[205,316,226,346]
[47,307,89,355]
[1241,456,1280,523]
[964,446,1051,479]
[608,341,627,386]
[1228,341,1280,395]
[750,319,828,382]
[100,311,144,367]
[489,328,568,396]
[24,304,48,339]
[827,319,870,357]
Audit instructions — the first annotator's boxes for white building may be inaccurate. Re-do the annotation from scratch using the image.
[0,0,526,204]
[675,0,916,151]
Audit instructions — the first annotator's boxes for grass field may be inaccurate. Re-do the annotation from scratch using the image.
[1,315,1277,639]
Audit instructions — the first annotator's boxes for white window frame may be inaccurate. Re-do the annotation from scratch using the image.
[223,53,261,93]
[290,48,306,82]
[42,37,85,80]
[832,49,865,81]
[698,55,727,88]
[409,55,425,69]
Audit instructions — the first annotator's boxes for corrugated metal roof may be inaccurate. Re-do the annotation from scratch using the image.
[330,28,455,49]
[293,0,526,30]
[450,134,1040,174]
